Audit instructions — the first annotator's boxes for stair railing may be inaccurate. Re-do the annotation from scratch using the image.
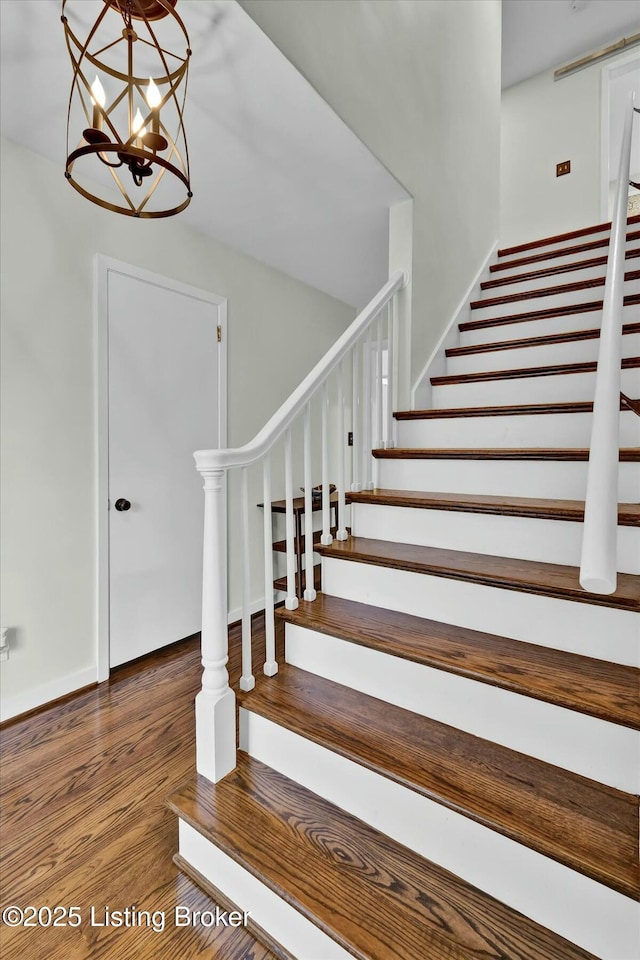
[194,269,409,782]
[580,91,638,594]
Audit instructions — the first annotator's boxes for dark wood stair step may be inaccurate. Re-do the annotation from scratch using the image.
[272,525,346,553]
[346,487,640,526]
[278,592,640,729]
[316,536,640,611]
[446,322,640,359]
[459,292,640,334]
[471,270,640,311]
[497,215,640,258]
[393,400,632,420]
[373,446,640,461]
[169,753,600,960]
[491,229,640,273]
[431,356,640,387]
[238,666,639,899]
[482,248,640,290]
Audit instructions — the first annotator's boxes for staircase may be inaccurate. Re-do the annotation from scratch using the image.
[170,216,640,960]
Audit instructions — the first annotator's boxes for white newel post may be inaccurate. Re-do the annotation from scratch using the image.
[193,455,236,783]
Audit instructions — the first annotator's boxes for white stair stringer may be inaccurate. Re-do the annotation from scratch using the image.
[284,623,639,791]
[239,708,639,960]
[394,409,640,448]
[349,501,640,573]
[177,819,353,960]
[375,457,639,500]
[321,555,639,666]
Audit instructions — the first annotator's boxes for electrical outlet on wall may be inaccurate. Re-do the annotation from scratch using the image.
[556,160,571,177]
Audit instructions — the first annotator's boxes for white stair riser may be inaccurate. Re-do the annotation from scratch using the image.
[459,303,639,346]
[350,502,640,574]
[499,229,615,262]
[241,711,638,960]
[470,278,640,322]
[285,624,639,792]
[321,557,640,665]
[431,366,640,408]
[395,410,640,448]
[446,332,640,376]
[484,263,609,297]
[178,820,352,960]
[375,457,639,501]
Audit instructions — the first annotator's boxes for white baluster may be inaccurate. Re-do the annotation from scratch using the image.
[386,300,395,448]
[321,380,333,546]
[376,312,383,450]
[336,360,348,540]
[303,403,317,600]
[239,467,255,691]
[362,331,373,490]
[193,458,235,783]
[262,455,278,676]
[284,429,299,610]
[351,345,361,492]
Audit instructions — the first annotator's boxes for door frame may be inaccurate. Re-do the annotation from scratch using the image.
[94,255,227,681]
[600,52,640,221]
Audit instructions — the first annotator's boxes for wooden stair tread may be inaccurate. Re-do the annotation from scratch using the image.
[372,446,640,461]
[169,754,600,960]
[470,270,639,311]
[346,487,640,526]
[446,322,640,358]
[272,526,344,553]
[238,666,639,899]
[491,229,640,272]
[278,593,640,728]
[393,400,631,420]
[316,536,640,611]
[483,249,640,289]
[431,356,640,387]
[459,292,640,333]
[497,215,640,257]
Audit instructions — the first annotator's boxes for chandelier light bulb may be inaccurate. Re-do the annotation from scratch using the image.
[90,75,106,107]
[146,77,162,109]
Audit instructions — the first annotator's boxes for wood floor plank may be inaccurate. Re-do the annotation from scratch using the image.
[239,666,639,899]
[0,628,279,960]
[278,593,640,728]
[346,487,640,526]
[317,535,640,611]
[170,754,599,960]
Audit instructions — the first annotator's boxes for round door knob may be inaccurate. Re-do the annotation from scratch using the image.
[115,498,131,512]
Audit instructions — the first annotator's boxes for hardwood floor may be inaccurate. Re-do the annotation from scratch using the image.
[0,621,279,960]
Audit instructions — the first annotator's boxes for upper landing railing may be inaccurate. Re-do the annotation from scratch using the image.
[193,269,408,782]
[580,91,639,595]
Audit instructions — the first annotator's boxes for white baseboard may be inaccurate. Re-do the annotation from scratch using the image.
[0,666,97,723]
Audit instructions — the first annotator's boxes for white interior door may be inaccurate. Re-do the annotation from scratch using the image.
[103,260,224,668]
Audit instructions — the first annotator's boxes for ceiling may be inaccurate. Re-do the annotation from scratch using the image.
[0,0,408,308]
[502,0,640,89]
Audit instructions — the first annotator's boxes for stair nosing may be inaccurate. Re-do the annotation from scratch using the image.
[393,400,632,420]
[458,293,640,333]
[491,229,640,272]
[431,356,640,387]
[482,249,640,290]
[470,270,639,311]
[238,666,640,900]
[317,536,640,612]
[497,215,640,257]
[445,322,640,359]
[372,446,640,461]
[277,592,640,729]
[346,488,640,527]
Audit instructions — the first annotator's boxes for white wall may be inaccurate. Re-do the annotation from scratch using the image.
[500,49,639,246]
[239,0,502,393]
[0,136,353,718]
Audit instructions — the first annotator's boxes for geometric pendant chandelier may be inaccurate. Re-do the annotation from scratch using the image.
[61,0,192,218]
